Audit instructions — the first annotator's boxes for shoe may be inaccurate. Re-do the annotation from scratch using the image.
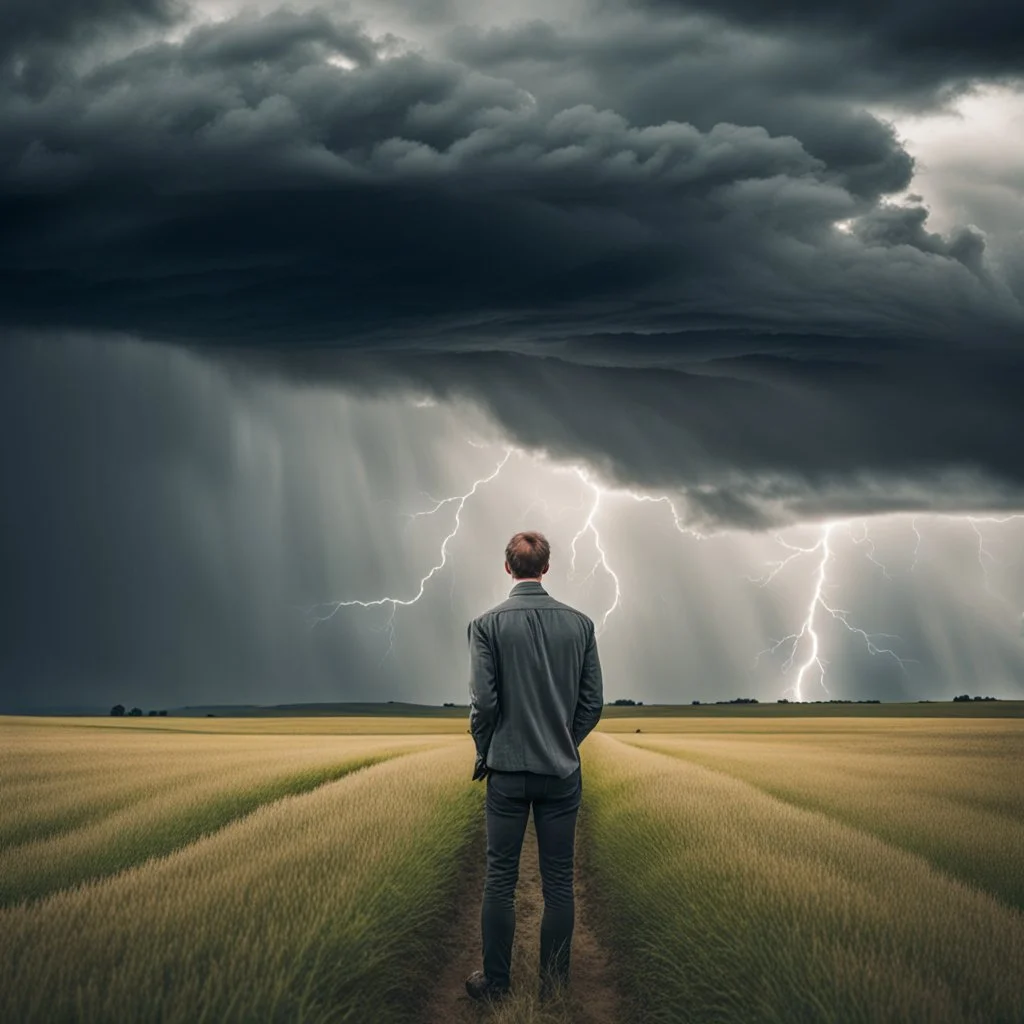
[465,970,509,1002]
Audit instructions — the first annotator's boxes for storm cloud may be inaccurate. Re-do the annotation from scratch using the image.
[1,0,1022,707]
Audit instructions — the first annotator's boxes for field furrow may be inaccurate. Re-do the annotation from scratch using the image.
[0,727,442,904]
[422,817,623,1024]
[620,724,1024,911]
[0,740,482,1024]
[578,733,1024,1024]
[0,725,444,851]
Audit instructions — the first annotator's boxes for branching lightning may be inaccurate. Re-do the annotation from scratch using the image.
[566,468,708,634]
[753,522,912,701]
[567,468,622,633]
[302,447,514,647]
[304,432,1024,695]
[907,514,1023,621]
[967,514,1024,598]
[910,515,923,572]
[850,520,894,581]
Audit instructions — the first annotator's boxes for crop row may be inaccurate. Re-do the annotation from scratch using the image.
[0,741,483,1023]
[578,734,1024,1024]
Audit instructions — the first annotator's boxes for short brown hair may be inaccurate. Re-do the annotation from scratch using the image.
[505,531,550,579]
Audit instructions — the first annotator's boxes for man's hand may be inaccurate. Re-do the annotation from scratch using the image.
[472,753,490,782]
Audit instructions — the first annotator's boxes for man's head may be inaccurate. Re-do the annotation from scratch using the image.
[504,530,550,580]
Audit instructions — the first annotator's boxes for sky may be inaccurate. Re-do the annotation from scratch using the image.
[1,0,1023,710]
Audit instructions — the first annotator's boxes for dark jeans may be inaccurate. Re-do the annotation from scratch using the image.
[481,766,582,991]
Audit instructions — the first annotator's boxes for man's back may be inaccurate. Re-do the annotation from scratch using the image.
[468,579,604,779]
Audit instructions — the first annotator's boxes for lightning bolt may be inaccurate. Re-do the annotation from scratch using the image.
[850,519,894,580]
[304,428,1024,693]
[910,515,923,572]
[967,514,1024,594]
[754,521,911,701]
[302,448,515,646]
[567,468,622,634]
[910,514,1024,620]
[565,466,710,634]
[308,439,706,647]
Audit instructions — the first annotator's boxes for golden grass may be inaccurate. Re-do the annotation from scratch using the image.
[0,740,482,1023]
[579,732,1024,1024]
[0,727,444,904]
[5,714,1021,1022]
[619,719,1024,910]
[597,702,1024,720]
[0,724,442,851]
[597,715,1024,733]
[2,714,472,734]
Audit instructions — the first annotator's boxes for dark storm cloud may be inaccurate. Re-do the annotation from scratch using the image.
[244,346,1024,530]
[637,0,1024,81]
[0,0,189,102]
[446,14,920,198]
[2,2,1024,709]
[1,2,1023,524]
[0,6,1016,344]
[0,0,184,59]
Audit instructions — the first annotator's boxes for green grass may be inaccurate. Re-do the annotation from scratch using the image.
[578,733,1024,1024]
[0,723,443,901]
[597,700,1024,723]
[2,713,473,734]
[0,741,483,1024]
[4,713,1023,1023]
[620,719,1024,911]
[0,753,410,905]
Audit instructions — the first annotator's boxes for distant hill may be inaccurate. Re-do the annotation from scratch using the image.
[169,701,470,717]
[165,699,1024,719]
[4,699,1022,718]
[0,704,110,716]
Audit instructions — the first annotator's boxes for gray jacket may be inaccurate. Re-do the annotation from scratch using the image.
[468,579,604,778]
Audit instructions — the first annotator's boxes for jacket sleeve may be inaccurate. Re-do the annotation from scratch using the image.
[572,619,604,746]
[468,617,499,761]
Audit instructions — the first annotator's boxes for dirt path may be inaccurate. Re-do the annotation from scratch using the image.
[421,817,623,1024]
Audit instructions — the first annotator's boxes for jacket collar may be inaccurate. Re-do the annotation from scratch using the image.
[509,579,547,596]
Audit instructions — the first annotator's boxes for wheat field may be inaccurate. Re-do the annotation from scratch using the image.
[0,730,482,1023]
[579,730,1024,1024]
[1,713,1021,1023]
[620,719,1024,910]
[0,729,449,905]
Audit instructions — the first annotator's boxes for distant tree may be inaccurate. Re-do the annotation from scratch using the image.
[637,701,644,706]
[777,698,790,704]
[691,700,701,705]
[442,702,456,707]
[205,713,217,717]
[148,710,158,716]
[611,698,638,706]
[110,704,125,717]
[158,710,168,716]
[128,707,143,716]
[953,694,972,702]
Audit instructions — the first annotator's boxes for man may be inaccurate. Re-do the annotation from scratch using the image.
[464,530,604,1004]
